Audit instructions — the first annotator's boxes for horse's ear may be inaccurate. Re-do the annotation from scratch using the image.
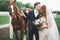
[6,0,9,4]
[13,0,16,3]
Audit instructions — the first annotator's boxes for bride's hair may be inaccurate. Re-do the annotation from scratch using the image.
[41,5,47,19]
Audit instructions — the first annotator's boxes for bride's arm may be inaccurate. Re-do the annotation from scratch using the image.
[40,17,48,29]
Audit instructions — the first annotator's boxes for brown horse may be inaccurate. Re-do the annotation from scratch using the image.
[7,0,25,40]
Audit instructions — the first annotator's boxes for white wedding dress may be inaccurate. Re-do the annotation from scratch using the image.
[39,6,60,40]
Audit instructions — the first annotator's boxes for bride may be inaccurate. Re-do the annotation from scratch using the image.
[34,5,60,40]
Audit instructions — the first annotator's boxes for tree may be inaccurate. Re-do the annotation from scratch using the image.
[25,3,34,10]
[0,0,34,11]
[52,11,60,15]
[0,0,8,11]
[16,2,23,8]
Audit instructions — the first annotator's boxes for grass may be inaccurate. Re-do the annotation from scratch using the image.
[0,16,60,40]
[55,18,60,33]
[0,16,9,25]
[3,31,28,40]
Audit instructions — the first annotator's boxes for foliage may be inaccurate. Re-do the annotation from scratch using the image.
[24,3,34,10]
[52,11,60,15]
[0,0,8,11]
[16,2,24,8]
[0,0,34,11]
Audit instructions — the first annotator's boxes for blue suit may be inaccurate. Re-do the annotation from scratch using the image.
[24,10,41,40]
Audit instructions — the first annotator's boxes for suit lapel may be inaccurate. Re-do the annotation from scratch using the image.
[33,11,35,18]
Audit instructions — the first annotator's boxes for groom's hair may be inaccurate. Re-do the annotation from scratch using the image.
[34,2,40,8]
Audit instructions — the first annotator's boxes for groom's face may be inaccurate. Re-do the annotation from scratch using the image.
[34,2,41,11]
[35,4,41,11]
[37,4,41,10]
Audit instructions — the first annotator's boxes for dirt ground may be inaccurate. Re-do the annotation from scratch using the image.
[0,27,9,40]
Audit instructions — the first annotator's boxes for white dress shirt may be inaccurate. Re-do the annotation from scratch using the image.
[34,9,39,17]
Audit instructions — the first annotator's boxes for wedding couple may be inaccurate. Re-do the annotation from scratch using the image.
[22,2,60,40]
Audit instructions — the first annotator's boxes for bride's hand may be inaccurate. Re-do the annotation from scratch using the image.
[39,25,48,30]
[35,22,40,25]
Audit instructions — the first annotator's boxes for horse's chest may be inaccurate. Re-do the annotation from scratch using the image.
[11,18,21,24]
[11,18,24,30]
[13,25,21,30]
[11,18,17,23]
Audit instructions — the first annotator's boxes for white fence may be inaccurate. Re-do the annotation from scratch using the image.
[0,12,13,39]
[0,12,60,40]
[0,12,9,28]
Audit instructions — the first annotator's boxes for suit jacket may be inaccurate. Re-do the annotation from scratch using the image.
[23,10,41,30]
[23,10,27,17]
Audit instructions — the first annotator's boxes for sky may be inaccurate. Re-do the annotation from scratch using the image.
[16,0,60,11]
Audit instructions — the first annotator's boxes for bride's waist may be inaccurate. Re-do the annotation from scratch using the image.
[41,28,48,31]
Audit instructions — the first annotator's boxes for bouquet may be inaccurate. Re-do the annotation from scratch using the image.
[33,17,48,30]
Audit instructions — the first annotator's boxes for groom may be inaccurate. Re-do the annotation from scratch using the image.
[22,2,41,40]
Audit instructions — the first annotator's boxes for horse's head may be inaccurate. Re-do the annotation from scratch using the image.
[7,0,17,18]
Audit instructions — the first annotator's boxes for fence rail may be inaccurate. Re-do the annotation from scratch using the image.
[0,12,60,40]
[0,12,13,39]
[0,12,10,28]
[0,12,9,16]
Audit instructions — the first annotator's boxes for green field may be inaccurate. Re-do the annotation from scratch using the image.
[55,18,60,33]
[0,16,60,40]
[0,16,60,32]
[0,16,9,25]
[3,32,28,40]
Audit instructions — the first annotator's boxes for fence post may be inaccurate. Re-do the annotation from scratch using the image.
[9,15,13,39]
[0,12,14,39]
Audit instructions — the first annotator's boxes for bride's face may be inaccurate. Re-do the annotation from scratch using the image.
[41,5,46,12]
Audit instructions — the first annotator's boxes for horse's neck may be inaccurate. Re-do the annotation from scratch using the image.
[15,6,23,20]
[16,6,19,10]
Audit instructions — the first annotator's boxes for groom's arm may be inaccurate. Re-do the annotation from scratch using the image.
[22,11,30,21]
